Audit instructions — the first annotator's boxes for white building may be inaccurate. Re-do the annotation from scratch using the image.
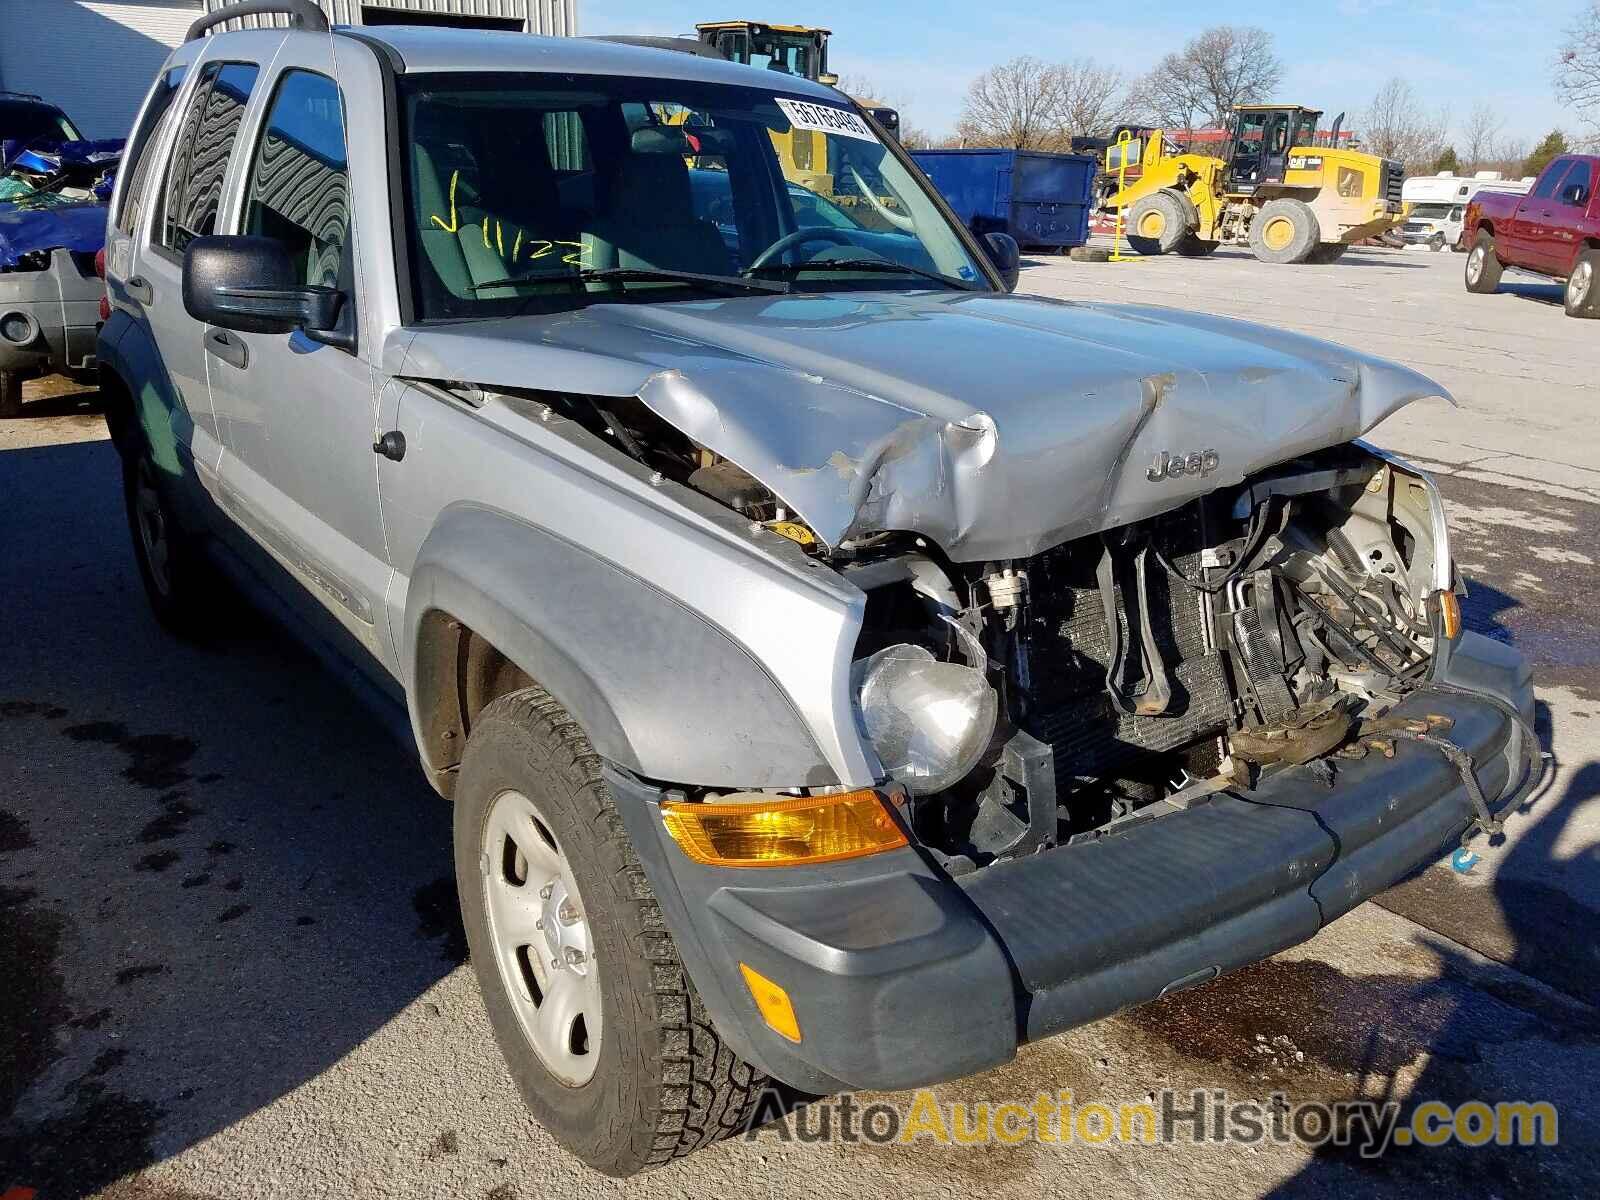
[0,0,579,139]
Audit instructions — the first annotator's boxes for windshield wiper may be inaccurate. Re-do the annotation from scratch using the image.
[471,266,788,295]
[751,258,982,291]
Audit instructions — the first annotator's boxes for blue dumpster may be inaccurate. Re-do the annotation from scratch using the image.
[910,148,1095,251]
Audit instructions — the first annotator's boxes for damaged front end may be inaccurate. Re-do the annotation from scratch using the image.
[836,441,1538,868]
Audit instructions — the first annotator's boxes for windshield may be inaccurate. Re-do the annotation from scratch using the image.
[1409,203,1454,219]
[398,73,989,321]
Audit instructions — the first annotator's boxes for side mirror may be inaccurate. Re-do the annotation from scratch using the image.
[182,235,351,349]
[1561,182,1590,207]
[984,231,1021,293]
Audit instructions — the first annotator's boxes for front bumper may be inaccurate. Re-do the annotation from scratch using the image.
[616,631,1534,1094]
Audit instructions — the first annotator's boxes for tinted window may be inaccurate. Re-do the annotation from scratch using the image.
[1532,159,1569,200]
[245,71,351,291]
[115,67,187,237]
[159,61,260,253]
[1559,159,1594,206]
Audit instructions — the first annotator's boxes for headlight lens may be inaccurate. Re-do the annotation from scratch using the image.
[851,644,998,795]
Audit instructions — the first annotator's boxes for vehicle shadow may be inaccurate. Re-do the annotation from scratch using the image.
[1498,280,1566,308]
[0,437,466,1198]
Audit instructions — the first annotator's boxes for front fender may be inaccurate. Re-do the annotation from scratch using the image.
[404,504,841,791]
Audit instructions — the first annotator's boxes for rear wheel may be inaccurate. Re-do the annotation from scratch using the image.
[0,371,21,419]
[1465,232,1503,293]
[1126,190,1193,256]
[1306,242,1350,264]
[120,436,216,636]
[1565,250,1600,319]
[455,688,768,1176]
[1250,199,1320,264]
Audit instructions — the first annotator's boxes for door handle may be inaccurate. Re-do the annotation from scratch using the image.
[204,327,248,370]
[125,275,153,305]
[373,430,406,462]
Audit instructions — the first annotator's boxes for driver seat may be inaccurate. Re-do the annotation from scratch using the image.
[582,140,729,277]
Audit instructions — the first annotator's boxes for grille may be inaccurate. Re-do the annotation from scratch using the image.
[1018,510,1236,782]
[1383,161,1405,203]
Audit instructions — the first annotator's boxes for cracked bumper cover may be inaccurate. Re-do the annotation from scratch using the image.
[615,631,1533,1095]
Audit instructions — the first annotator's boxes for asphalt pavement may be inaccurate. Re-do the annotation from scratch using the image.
[2,245,1597,1199]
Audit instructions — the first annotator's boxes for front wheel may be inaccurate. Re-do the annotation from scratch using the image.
[1465,232,1503,294]
[1430,233,1446,252]
[1566,250,1600,319]
[0,371,22,419]
[1250,199,1321,264]
[1125,190,1194,256]
[454,688,768,1176]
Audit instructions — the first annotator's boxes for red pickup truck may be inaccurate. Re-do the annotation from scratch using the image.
[1463,154,1600,318]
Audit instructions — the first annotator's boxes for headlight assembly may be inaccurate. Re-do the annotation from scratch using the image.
[851,644,998,795]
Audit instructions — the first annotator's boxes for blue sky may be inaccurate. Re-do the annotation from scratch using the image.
[583,1,1589,149]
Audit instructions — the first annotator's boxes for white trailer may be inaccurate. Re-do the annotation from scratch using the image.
[1400,172,1534,250]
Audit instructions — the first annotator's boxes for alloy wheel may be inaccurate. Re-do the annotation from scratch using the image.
[1570,261,1593,308]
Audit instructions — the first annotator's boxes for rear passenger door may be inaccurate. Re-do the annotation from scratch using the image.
[1550,159,1594,275]
[1509,159,1567,270]
[125,59,261,495]
[206,42,396,676]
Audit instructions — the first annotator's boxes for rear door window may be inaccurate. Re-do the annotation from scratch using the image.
[1531,160,1569,201]
[1559,159,1594,207]
[115,66,187,237]
[156,61,261,254]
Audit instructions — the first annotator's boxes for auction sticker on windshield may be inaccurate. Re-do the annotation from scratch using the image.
[775,97,878,143]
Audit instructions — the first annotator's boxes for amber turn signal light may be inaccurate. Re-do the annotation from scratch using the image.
[660,789,907,867]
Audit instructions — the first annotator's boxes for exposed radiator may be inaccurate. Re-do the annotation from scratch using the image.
[1017,510,1236,782]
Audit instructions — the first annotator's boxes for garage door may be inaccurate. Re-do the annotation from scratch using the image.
[0,1,196,140]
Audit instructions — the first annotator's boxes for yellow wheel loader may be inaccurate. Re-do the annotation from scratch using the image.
[1103,105,1406,264]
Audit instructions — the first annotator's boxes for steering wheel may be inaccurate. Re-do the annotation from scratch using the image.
[746,226,860,273]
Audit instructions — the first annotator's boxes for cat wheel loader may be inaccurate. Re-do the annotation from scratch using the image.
[1103,105,1406,264]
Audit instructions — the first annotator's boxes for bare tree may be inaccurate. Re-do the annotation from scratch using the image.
[1360,77,1450,168]
[1556,1,1600,134]
[1461,101,1504,170]
[957,56,1069,149]
[1051,58,1126,139]
[1128,25,1283,138]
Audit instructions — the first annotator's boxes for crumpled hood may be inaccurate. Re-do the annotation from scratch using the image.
[0,202,107,268]
[395,290,1448,561]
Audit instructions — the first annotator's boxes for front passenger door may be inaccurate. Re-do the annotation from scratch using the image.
[207,49,397,678]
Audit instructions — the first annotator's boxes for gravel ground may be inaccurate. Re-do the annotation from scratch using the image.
[2,244,1597,1200]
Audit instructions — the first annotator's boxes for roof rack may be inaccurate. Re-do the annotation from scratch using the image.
[187,0,330,41]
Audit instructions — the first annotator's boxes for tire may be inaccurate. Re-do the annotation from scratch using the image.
[1465,232,1503,294]
[1430,233,1446,252]
[1306,243,1350,265]
[1565,249,1600,319]
[454,688,768,1176]
[1175,234,1220,257]
[120,433,215,635]
[0,371,21,419]
[1126,190,1193,256]
[1250,198,1321,264]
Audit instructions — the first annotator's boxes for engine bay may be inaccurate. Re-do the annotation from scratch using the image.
[840,445,1456,871]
